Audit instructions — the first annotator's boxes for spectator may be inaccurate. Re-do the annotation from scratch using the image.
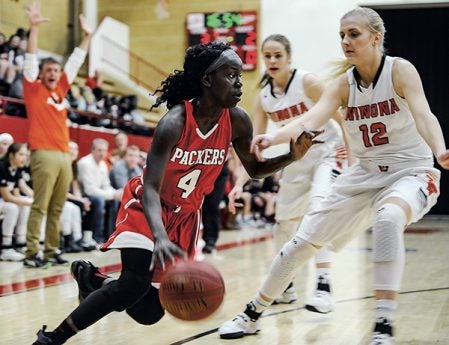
[77,138,122,243]
[0,133,14,159]
[0,32,10,88]
[22,2,92,268]
[109,145,142,189]
[85,69,103,91]
[65,141,96,251]
[138,150,147,170]
[0,143,33,261]
[106,131,128,169]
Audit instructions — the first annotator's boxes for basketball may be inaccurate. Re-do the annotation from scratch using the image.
[159,260,225,321]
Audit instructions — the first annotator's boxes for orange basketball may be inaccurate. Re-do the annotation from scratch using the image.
[159,260,225,321]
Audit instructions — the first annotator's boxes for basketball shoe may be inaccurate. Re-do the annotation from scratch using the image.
[305,275,334,313]
[219,303,261,339]
[70,260,102,302]
[32,325,61,345]
[47,251,69,266]
[272,285,298,304]
[368,317,394,345]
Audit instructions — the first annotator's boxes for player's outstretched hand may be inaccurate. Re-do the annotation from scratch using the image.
[250,133,274,162]
[290,130,325,160]
[150,237,186,271]
[437,150,449,169]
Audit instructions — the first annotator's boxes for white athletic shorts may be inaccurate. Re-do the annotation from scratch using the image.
[275,141,343,221]
[297,160,440,251]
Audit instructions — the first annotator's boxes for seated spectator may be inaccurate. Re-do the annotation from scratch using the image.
[0,143,33,261]
[119,95,149,135]
[85,69,103,92]
[65,141,96,251]
[109,145,142,189]
[138,150,147,170]
[59,200,83,253]
[106,131,128,169]
[66,84,88,124]
[253,174,280,226]
[5,38,27,117]
[0,133,14,160]
[2,34,21,87]
[77,138,122,243]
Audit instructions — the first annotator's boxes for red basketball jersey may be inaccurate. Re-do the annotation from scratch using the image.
[160,100,232,212]
[101,100,232,282]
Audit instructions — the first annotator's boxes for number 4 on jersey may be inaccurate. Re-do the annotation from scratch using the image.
[177,169,202,198]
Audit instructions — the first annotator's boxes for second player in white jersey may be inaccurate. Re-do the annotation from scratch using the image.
[228,34,348,313]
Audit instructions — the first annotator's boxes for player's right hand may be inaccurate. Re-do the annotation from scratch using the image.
[250,134,274,162]
[150,237,186,271]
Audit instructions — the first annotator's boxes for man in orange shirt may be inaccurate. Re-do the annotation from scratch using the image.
[22,2,92,267]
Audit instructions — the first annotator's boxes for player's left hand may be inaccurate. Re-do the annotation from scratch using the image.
[290,130,325,160]
[150,237,187,271]
[437,150,449,169]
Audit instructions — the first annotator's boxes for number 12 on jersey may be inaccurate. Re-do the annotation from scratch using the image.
[359,122,389,147]
[177,169,202,198]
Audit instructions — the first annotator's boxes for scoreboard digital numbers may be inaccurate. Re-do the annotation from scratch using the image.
[186,11,257,71]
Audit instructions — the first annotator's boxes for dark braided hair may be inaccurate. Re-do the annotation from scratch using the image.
[151,42,232,110]
[259,34,292,89]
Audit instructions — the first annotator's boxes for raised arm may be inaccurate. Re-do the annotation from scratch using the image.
[25,1,49,54]
[251,77,345,156]
[64,15,91,84]
[393,59,449,169]
[24,1,49,82]
[231,107,322,179]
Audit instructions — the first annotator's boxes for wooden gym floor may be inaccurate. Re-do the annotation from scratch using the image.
[1,216,448,345]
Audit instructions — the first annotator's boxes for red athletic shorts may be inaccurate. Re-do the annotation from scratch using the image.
[101,176,201,283]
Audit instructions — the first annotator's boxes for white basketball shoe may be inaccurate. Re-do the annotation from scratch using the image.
[305,289,334,313]
[273,286,298,304]
[218,312,260,339]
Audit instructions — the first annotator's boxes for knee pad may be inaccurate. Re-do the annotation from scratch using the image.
[104,270,151,312]
[261,236,316,299]
[372,204,406,262]
[126,286,165,325]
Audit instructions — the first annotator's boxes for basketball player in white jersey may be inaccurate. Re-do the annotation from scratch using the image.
[227,34,348,313]
[219,7,449,345]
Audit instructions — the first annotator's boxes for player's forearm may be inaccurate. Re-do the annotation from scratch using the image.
[271,118,305,145]
[417,113,447,158]
[142,189,169,240]
[246,152,293,179]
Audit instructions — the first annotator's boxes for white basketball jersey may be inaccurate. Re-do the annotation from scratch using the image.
[345,56,433,165]
[260,68,340,143]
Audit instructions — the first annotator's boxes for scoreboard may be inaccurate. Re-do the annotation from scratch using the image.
[186,11,257,71]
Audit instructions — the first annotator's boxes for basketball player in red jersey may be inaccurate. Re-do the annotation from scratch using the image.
[32,42,323,344]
